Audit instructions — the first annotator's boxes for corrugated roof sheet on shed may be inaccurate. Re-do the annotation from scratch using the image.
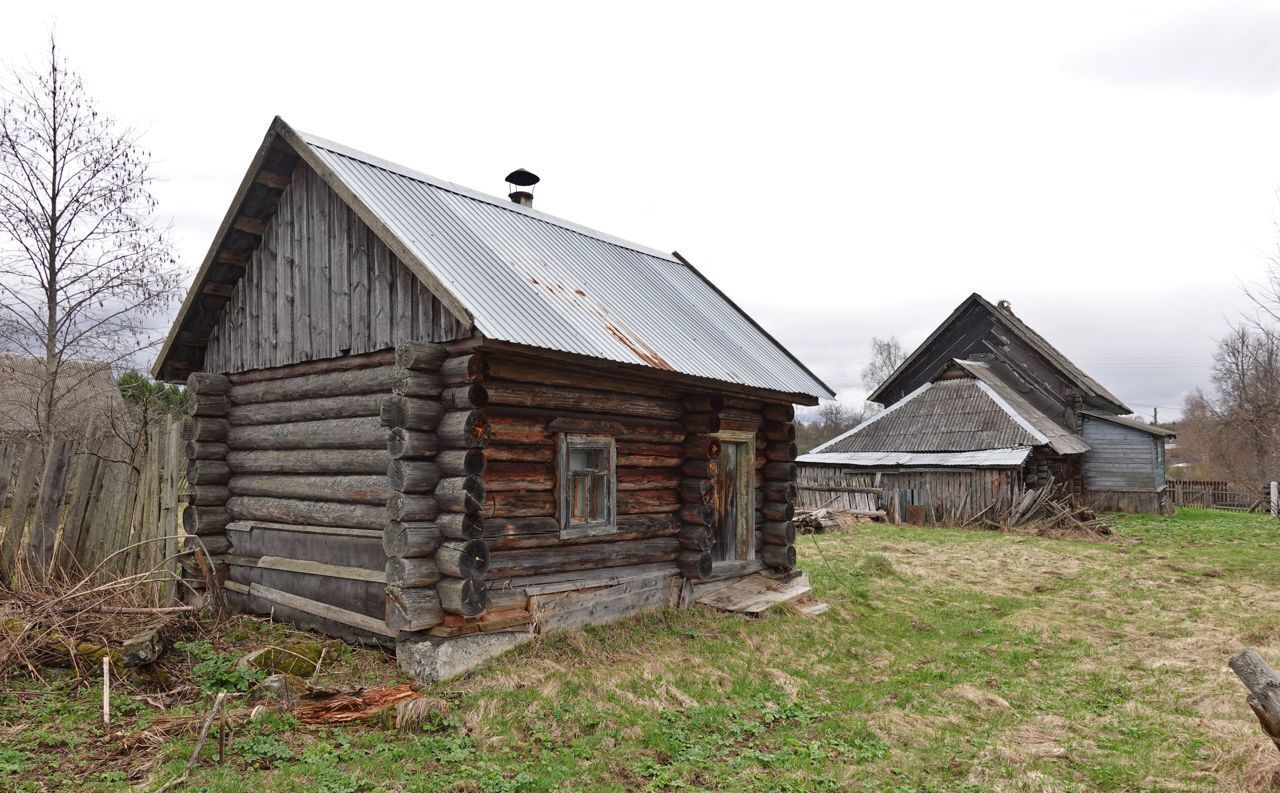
[798,449,1032,467]
[299,130,832,400]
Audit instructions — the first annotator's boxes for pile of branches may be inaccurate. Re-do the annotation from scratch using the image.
[965,479,1114,537]
[0,536,208,679]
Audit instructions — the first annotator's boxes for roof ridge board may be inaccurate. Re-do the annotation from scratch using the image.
[295,130,681,265]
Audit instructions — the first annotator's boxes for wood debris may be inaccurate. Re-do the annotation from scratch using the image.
[965,478,1113,537]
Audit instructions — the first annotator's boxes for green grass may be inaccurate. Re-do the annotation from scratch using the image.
[3,508,1280,791]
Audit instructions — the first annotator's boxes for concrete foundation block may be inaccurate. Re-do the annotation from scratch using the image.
[397,629,535,682]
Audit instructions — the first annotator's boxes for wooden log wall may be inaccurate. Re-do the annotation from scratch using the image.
[215,349,399,642]
[201,164,468,375]
[757,402,798,572]
[678,395,718,580]
[182,372,232,607]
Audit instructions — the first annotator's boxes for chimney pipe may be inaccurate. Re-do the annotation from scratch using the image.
[505,168,540,208]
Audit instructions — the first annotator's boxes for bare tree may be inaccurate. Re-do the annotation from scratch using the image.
[0,38,180,451]
[796,399,871,453]
[860,335,906,393]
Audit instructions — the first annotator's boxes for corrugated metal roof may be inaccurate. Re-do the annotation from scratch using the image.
[798,449,1031,467]
[296,129,832,400]
[953,360,1091,455]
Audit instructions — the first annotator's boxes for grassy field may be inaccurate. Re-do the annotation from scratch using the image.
[3,508,1280,792]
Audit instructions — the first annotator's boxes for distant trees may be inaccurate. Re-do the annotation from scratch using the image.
[860,336,906,393]
[796,399,871,454]
[0,38,179,451]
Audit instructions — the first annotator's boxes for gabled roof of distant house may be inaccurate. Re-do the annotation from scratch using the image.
[867,293,1129,414]
[1080,410,1177,438]
[155,118,833,402]
[799,359,1090,467]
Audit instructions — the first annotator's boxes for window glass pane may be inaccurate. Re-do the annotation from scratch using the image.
[570,447,604,472]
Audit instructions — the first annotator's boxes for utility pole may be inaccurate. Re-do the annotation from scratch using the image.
[1153,407,1159,425]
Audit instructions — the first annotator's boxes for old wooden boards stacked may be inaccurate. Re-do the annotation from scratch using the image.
[759,403,799,571]
[383,342,492,632]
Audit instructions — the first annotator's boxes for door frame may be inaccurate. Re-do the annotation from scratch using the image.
[711,429,756,562]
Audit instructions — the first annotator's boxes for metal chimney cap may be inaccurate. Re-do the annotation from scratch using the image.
[505,168,540,187]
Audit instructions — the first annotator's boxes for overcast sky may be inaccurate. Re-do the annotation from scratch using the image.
[5,1,1280,419]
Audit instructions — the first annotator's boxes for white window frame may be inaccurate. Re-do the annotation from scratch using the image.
[557,433,617,539]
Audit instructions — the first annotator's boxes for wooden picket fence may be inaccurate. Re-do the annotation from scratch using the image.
[0,415,185,603]
[1166,479,1268,512]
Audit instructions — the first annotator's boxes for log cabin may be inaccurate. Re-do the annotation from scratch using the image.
[798,294,1174,521]
[154,117,832,679]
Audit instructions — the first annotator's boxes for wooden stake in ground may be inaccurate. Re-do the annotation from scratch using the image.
[102,656,110,726]
[1229,650,1280,753]
[156,692,227,792]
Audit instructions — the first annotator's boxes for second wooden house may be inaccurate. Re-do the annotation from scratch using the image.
[154,118,833,679]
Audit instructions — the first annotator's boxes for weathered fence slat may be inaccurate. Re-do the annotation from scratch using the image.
[26,439,73,579]
[1,446,42,582]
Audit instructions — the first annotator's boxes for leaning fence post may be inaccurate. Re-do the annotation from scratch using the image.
[1271,481,1278,517]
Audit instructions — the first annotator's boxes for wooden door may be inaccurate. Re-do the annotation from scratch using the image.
[713,439,754,561]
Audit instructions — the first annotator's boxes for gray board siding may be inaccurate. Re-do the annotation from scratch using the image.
[1082,417,1163,492]
[203,164,468,375]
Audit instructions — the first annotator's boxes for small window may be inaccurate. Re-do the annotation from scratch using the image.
[558,434,616,538]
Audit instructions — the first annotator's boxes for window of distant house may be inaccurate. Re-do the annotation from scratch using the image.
[558,434,616,538]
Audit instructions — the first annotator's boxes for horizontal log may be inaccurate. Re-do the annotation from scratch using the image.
[485,462,554,492]
[762,481,797,503]
[488,407,685,443]
[225,449,388,475]
[441,354,487,385]
[760,543,796,570]
[387,556,440,588]
[186,418,229,443]
[186,442,228,461]
[225,521,385,572]
[436,539,490,578]
[484,443,554,463]
[395,340,448,372]
[682,394,724,413]
[227,349,395,384]
[677,525,712,551]
[485,380,682,421]
[387,460,441,494]
[188,372,231,395]
[387,429,439,460]
[380,396,443,431]
[762,462,798,482]
[437,448,486,477]
[384,521,442,557]
[678,478,712,503]
[719,417,759,433]
[385,585,444,631]
[488,356,673,398]
[618,453,682,469]
[619,489,680,514]
[485,490,556,518]
[437,512,485,540]
[227,416,386,450]
[387,493,438,522]
[184,534,231,556]
[618,468,680,491]
[762,501,795,521]
[435,476,486,514]
[681,459,719,479]
[679,502,714,526]
[393,371,444,398]
[441,384,489,410]
[182,506,231,536]
[227,393,384,426]
[724,396,764,411]
[761,521,795,546]
[762,404,794,422]
[684,415,720,434]
[683,436,721,460]
[485,513,680,551]
[228,474,390,505]
[486,415,550,445]
[765,441,799,462]
[187,394,228,417]
[188,460,231,485]
[678,550,712,580]
[227,496,388,530]
[547,417,628,436]
[487,537,681,578]
[229,365,400,404]
[189,485,229,507]
[764,423,797,442]
[438,576,487,616]
[438,410,491,448]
